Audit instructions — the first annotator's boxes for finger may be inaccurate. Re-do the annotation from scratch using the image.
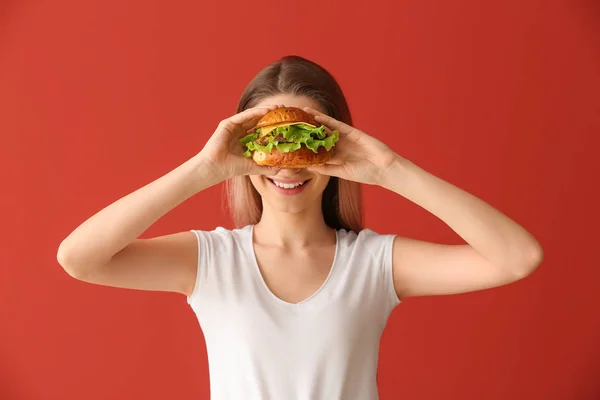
[303,107,356,136]
[241,114,267,131]
[224,106,278,136]
[303,106,326,117]
[306,164,344,177]
[248,163,280,176]
[326,152,345,165]
[228,105,277,126]
[240,104,287,131]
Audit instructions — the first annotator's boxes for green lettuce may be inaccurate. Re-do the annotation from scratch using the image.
[240,124,339,157]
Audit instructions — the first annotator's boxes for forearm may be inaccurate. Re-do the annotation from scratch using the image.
[381,156,544,274]
[57,154,222,267]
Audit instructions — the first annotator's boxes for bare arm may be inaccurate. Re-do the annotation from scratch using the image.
[57,106,278,296]
[382,158,544,298]
[302,107,544,300]
[57,155,220,295]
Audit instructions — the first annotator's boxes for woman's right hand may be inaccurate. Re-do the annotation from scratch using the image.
[57,105,282,296]
[198,105,280,180]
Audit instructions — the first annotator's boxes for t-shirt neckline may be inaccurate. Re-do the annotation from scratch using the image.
[245,224,340,311]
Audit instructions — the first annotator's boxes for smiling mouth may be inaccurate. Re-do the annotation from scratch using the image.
[267,178,310,190]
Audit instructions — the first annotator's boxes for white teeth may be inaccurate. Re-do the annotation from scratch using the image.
[272,180,306,189]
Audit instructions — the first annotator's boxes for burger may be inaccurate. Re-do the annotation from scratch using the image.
[240,106,339,168]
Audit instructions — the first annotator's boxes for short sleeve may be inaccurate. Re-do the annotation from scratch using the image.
[358,229,401,312]
[186,227,228,305]
[382,233,401,310]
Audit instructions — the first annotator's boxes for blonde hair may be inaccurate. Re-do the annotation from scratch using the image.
[225,56,363,232]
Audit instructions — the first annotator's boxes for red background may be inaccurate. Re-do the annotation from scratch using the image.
[1,0,599,399]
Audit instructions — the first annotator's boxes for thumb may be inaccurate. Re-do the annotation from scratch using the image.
[307,164,345,177]
[248,163,280,177]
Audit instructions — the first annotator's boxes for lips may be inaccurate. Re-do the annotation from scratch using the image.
[267,178,310,195]
[270,179,307,189]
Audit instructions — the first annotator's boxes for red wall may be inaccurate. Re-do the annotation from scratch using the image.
[1,1,599,399]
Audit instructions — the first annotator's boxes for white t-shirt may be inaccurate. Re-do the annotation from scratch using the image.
[187,225,400,400]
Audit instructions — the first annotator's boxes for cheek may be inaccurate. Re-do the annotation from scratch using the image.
[249,176,267,195]
[312,175,331,193]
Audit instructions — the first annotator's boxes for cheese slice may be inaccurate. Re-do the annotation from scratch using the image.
[258,122,316,137]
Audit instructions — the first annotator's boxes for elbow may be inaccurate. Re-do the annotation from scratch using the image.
[511,242,545,280]
[56,242,92,281]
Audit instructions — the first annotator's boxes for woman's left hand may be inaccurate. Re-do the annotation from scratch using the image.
[303,107,401,185]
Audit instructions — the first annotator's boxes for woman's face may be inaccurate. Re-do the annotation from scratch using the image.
[249,94,331,216]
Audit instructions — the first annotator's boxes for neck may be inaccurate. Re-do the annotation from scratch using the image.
[254,200,335,247]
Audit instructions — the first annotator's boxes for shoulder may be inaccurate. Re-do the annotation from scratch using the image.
[190,225,251,247]
[337,227,400,309]
[186,225,252,304]
[337,227,396,254]
[337,227,397,269]
[188,225,253,267]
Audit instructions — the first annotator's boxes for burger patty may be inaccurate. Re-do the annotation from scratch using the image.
[255,131,331,146]
[256,133,286,146]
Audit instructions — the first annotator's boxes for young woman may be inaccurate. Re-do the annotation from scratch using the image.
[57,55,544,399]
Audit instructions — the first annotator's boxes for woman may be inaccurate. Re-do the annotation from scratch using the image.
[57,55,544,399]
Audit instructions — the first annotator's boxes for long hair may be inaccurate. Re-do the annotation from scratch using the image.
[225,55,363,232]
